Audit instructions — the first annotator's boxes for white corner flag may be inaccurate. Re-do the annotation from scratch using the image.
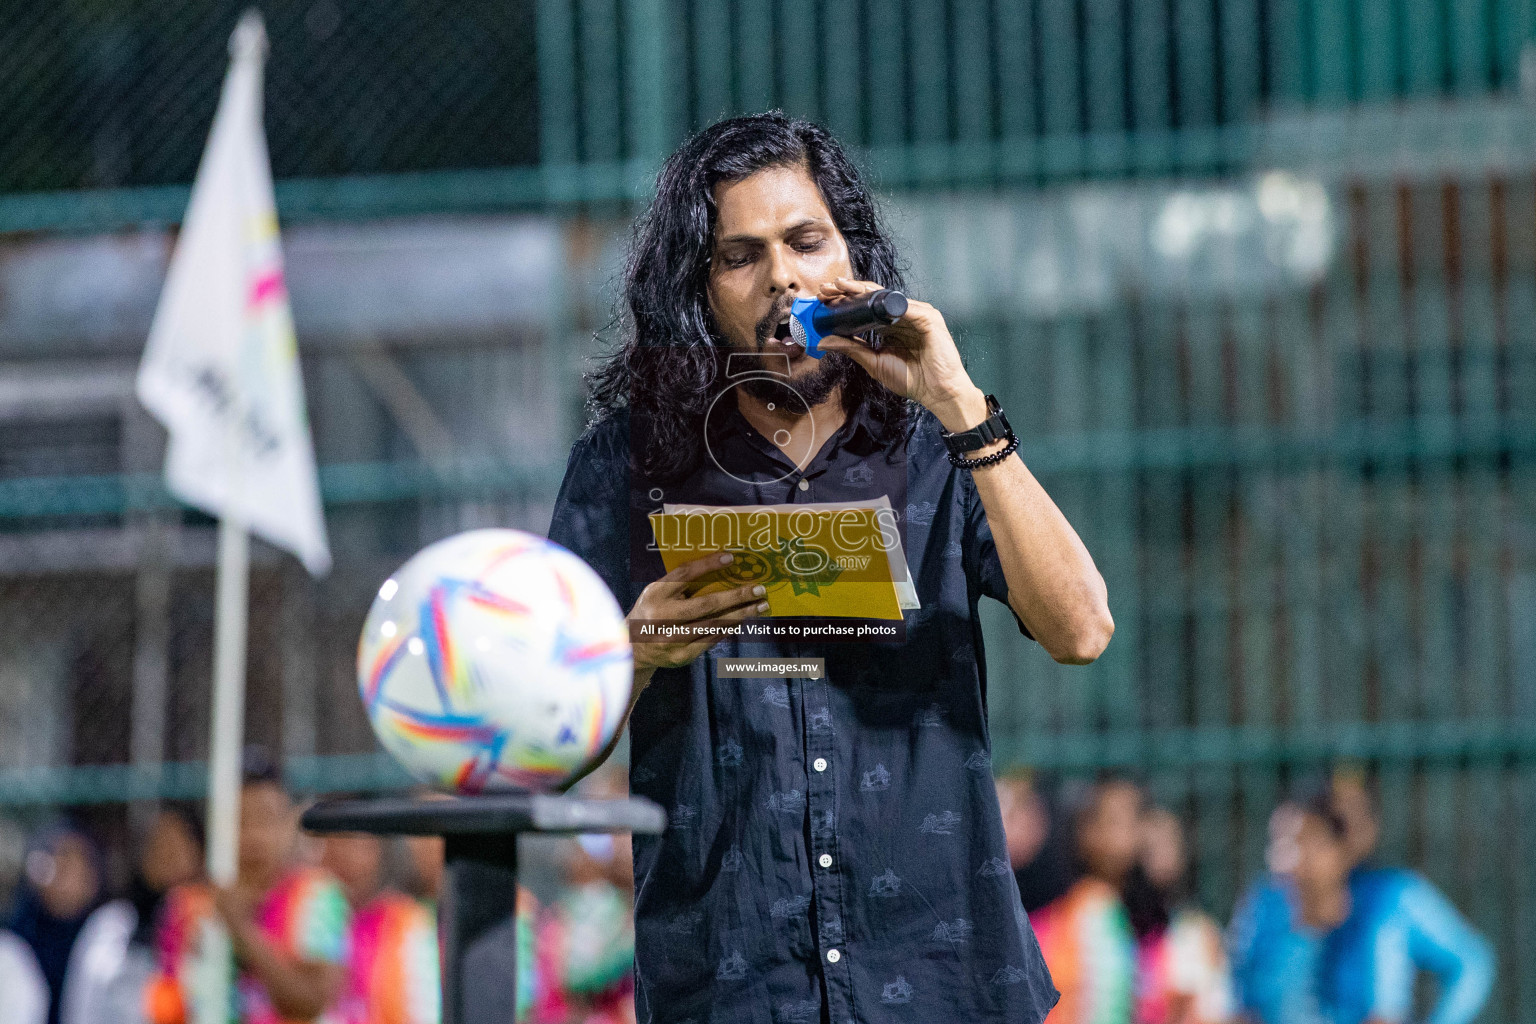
[135,10,327,920]
[137,10,330,577]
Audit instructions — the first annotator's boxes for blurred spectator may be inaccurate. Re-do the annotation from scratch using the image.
[6,823,103,1024]
[131,811,205,944]
[1231,790,1362,1024]
[0,922,47,1024]
[1324,773,1494,1024]
[996,770,1075,913]
[59,808,204,1024]
[1031,778,1140,1024]
[323,829,440,1024]
[147,749,351,1024]
[530,765,636,1024]
[1263,802,1303,879]
[1123,806,1232,1024]
[1232,786,1493,1024]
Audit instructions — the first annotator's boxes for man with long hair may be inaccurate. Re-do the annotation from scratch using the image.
[549,111,1113,1023]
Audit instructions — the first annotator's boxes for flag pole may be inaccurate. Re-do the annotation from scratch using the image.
[207,511,250,886]
[200,7,266,895]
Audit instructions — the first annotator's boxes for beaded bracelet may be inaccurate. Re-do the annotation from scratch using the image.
[945,432,1020,470]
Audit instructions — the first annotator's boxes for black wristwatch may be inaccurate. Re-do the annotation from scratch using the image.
[941,393,1013,458]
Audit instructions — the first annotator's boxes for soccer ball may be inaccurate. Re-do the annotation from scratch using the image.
[357,529,632,793]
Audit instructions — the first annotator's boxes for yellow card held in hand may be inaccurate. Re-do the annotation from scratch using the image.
[649,500,910,620]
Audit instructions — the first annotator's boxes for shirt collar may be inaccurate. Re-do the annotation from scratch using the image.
[715,398,886,474]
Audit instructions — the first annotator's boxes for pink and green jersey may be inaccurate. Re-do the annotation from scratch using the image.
[341,893,439,1024]
[148,867,352,1024]
[1030,878,1136,1024]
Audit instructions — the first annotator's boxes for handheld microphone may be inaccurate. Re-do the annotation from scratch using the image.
[788,289,908,359]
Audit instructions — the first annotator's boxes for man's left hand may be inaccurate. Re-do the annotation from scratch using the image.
[811,277,986,432]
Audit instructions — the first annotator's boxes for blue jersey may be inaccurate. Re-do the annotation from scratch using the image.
[1229,877,1321,1024]
[1229,869,1494,1024]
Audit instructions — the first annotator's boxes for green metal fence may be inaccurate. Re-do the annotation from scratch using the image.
[4,0,1536,232]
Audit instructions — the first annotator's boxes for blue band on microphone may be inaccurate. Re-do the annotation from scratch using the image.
[790,296,826,358]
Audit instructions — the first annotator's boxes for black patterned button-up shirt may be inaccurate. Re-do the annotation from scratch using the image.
[547,399,1058,1024]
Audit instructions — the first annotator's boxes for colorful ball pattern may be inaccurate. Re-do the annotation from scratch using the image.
[357,529,633,793]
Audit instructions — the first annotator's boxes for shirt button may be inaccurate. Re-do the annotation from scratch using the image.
[813,757,828,772]
[798,479,810,491]
[826,948,841,964]
[819,853,833,869]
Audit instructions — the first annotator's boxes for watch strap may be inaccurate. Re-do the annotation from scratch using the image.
[941,394,1012,456]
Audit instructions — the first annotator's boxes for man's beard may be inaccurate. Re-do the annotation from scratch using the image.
[741,351,855,409]
[739,297,856,409]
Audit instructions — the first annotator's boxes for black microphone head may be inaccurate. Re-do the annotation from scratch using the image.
[872,289,908,321]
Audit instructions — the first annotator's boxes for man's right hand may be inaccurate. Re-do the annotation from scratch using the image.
[562,552,767,792]
[628,551,768,677]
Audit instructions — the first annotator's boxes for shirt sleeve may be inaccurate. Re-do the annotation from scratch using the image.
[1384,874,1494,1024]
[961,468,1035,640]
[547,417,633,613]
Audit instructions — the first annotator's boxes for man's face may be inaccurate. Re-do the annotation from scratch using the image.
[238,781,295,884]
[707,162,858,406]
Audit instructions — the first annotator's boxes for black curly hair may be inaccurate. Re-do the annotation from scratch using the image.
[586,111,910,482]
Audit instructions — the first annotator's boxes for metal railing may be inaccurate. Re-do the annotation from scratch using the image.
[3,0,1535,232]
